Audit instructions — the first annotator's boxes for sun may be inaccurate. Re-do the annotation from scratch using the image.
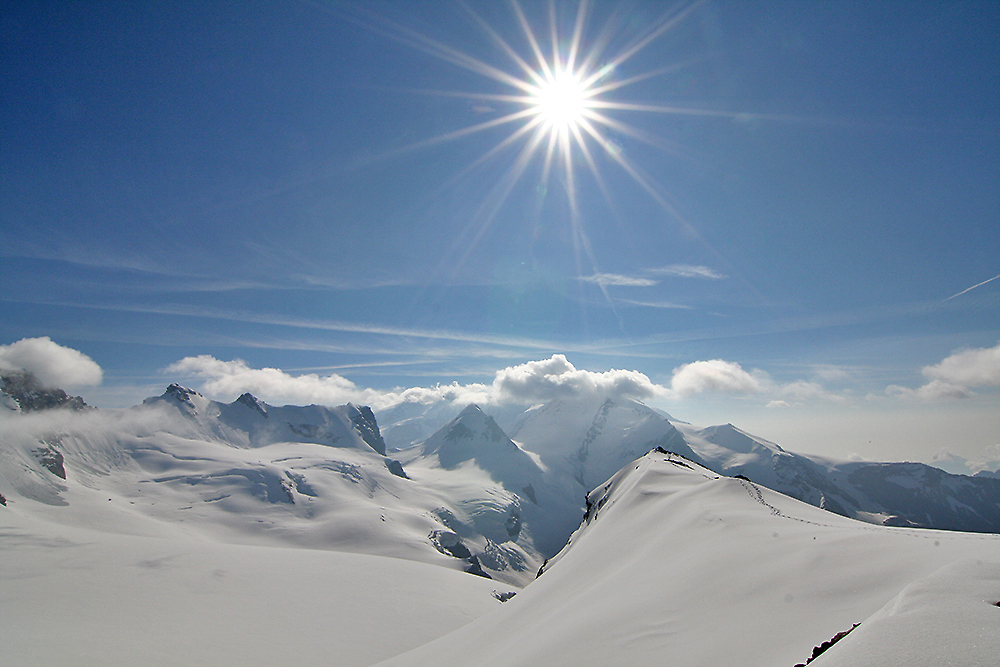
[531,69,591,133]
[356,0,712,278]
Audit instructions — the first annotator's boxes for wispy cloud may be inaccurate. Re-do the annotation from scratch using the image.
[578,273,658,287]
[646,264,726,280]
[617,299,692,309]
[946,273,1000,300]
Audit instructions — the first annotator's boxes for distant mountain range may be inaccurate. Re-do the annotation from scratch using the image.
[3,371,1000,583]
[5,371,1000,666]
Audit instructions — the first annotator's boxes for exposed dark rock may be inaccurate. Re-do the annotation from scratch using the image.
[493,590,517,602]
[349,405,387,455]
[1,370,89,412]
[385,458,408,479]
[794,623,859,666]
[521,483,537,504]
[164,383,200,403]
[429,529,492,578]
[0,492,6,506]
[34,443,67,479]
[466,554,491,579]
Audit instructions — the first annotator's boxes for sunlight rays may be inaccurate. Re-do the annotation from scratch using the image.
[344,0,719,288]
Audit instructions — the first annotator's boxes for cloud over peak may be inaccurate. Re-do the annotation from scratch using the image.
[0,337,103,388]
[491,354,664,403]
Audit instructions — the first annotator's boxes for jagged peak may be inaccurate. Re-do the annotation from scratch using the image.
[235,392,267,418]
[0,368,90,412]
[164,383,201,402]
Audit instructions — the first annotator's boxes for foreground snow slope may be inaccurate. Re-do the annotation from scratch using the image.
[0,509,509,667]
[379,450,1000,667]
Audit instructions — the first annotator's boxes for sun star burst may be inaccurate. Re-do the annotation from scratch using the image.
[531,69,591,133]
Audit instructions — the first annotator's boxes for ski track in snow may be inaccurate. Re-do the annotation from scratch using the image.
[736,476,1000,544]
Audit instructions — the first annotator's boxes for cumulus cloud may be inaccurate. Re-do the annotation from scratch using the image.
[766,400,791,408]
[491,354,665,403]
[668,359,764,397]
[166,356,367,405]
[164,355,491,410]
[922,341,1000,387]
[0,337,103,388]
[165,353,844,413]
[890,341,1000,402]
[577,273,657,287]
[646,264,726,280]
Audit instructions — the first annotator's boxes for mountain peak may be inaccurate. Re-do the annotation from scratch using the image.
[164,384,201,403]
[0,369,90,412]
[235,392,267,418]
[444,404,507,443]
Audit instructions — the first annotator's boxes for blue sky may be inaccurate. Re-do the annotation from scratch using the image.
[2,1,998,466]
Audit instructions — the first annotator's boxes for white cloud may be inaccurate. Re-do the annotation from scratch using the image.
[886,380,974,402]
[922,341,1000,387]
[491,354,664,403]
[766,400,791,409]
[164,355,491,410]
[577,273,657,287]
[165,353,846,413]
[166,356,367,405]
[0,337,103,388]
[778,380,845,403]
[889,341,1000,402]
[668,359,764,397]
[647,264,726,280]
[967,444,1000,474]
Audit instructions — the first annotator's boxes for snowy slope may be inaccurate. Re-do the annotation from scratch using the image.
[679,421,1000,532]
[0,509,509,667]
[378,449,1000,667]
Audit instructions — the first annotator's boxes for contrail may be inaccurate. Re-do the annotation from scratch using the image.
[946,273,1000,300]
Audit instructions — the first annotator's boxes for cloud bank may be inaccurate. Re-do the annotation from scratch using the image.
[164,353,837,412]
[0,337,103,388]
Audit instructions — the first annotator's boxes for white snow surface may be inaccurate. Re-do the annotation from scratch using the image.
[4,386,1000,666]
[379,450,1000,667]
[0,510,505,667]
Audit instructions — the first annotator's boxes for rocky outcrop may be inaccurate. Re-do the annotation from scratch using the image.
[0,370,89,412]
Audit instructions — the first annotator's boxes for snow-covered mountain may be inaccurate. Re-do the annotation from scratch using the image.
[0,381,538,584]
[378,448,1000,667]
[143,383,387,454]
[393,395,1000,536]
[678,421,1000,532]
[506,396,697,491]
[5,374,1000,666]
